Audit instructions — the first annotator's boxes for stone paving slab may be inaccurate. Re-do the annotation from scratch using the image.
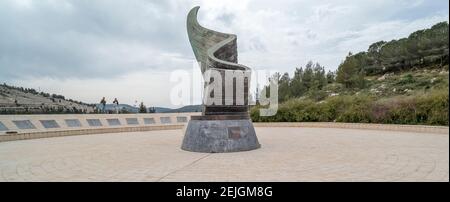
[0,127,448,182]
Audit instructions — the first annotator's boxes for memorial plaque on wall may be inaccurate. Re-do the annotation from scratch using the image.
[13,120,36,129]
[65,119,82,127]
[0,121,8,131]
[86,119,102,127]
[40,120,60,129]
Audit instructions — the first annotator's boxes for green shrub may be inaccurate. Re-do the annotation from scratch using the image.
[250,89,448,126]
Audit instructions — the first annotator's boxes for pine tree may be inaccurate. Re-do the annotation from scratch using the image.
[278,72,291,103]
[302,61,314,90]
[290,67,306,97]
[139,102,147,113]
[326,70,335,83]
[336,53,366,89]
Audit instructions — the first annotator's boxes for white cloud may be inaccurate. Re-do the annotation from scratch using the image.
[1,0,448,106]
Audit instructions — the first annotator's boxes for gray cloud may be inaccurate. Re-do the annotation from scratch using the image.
[0,0,448,106]
[0,0,195,80]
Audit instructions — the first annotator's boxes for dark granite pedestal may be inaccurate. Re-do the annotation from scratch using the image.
[181,115,261,153]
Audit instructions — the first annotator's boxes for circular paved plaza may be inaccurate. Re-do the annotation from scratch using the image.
[0,127,448,182]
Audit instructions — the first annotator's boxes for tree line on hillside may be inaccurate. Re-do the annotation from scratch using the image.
[261,21,449,102]
[263,61,335,103]
[1,83,92,106]
[337,21,448,88]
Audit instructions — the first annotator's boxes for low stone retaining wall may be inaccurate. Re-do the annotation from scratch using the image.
[0,125,184,142]
[1,113,447,142]
[0,113,199,133]
[0,113,199,142]
[253,122,449,134]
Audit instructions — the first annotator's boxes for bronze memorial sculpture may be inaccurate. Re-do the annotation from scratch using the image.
[181,6,260,153]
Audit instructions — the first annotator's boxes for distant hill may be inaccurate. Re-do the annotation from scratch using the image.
[94,104,202,113]
[153,107,172,113]
[164,105,202,113]
[0,83,94,114]
[0,83,202,114]
[153,105,202,113]
[95,104,139,113]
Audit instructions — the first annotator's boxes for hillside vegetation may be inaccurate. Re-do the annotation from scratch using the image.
[252,22,449,126]
[0,83,94,114]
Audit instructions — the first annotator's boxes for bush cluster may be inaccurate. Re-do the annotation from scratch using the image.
[251,89,449,126]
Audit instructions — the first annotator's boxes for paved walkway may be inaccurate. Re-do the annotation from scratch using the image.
[0,127,448,181]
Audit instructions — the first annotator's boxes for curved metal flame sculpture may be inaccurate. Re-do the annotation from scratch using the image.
[182,6,260,153]
[187,6,250,116]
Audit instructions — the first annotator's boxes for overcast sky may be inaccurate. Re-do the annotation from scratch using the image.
[0,0,448,107]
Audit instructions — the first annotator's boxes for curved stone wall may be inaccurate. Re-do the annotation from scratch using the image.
[0,113,200,135]
[1,113,447,142]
